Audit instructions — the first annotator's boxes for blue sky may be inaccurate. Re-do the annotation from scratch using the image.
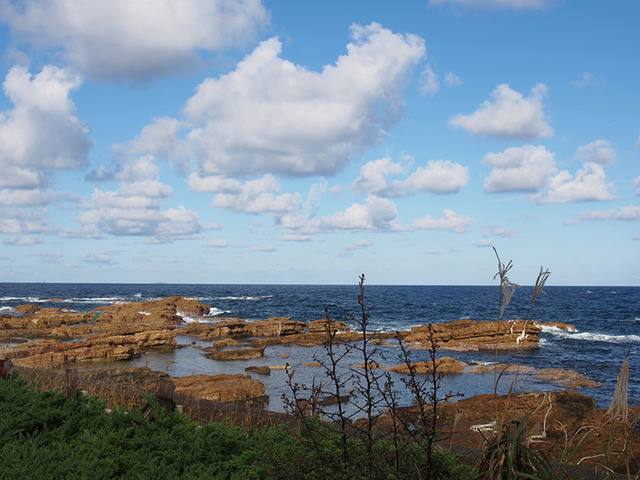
[0,0,638,286]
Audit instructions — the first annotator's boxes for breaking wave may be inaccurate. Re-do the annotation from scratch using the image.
[542,326,640,344]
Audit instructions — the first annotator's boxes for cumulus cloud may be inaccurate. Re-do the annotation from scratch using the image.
[429,0,556,10]
[280,195,401,234]
[209,175,301,214]
[73,157,205,242]
[412,209,475,233]
[420,65,440,95]
[403,160,470,194]
[450,84,553,141]
[483,145,557,193]
[0,189,59,207]
[0,207,49,235]
[574,139,616,165]
[350,157,406,195]
[0,0,269,81]
[143,23,424,178]
[351,157,469,196]
[0,65,91,189]
[536,163,615,203]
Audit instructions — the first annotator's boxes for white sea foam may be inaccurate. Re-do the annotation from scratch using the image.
[177,311,197,324]
[207,307,231,316]
[539,325,578,333]
[0,306,13,312]
[218,295,272,301]
[542,326,640,344]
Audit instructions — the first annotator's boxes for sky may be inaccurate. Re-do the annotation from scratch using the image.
[0,0,638,286]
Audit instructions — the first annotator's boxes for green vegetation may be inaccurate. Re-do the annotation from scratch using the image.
[0,372,472,479]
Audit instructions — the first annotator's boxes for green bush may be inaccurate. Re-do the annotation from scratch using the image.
[0,373,473,479]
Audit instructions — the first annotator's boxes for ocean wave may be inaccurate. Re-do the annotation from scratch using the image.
[177,311,196,323]
[539,325,578,333]
[0,296,45,303]
[217,295,273,301]
[0,306,13,312]
[542,327,640,344]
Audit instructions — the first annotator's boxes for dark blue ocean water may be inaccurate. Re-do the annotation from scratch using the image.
[1,283,638,410]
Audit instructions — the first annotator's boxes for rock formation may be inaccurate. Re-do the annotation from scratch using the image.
[405,320,542,351]
[172,373,267,404]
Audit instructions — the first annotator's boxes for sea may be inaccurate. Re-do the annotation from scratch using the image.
[1,283,638,412]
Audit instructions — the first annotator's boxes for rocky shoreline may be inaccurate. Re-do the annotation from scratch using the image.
[1,296,638,473]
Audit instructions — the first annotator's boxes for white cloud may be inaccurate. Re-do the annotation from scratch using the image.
[81,252,115,265]
[251,245,276,252]
[635,176,640,195]
[148,23,424,178]
[0,207,49,235]
[429,0,556,10]
[0,0,269,81]
[280,195,401,234]
[450,84,553,141]
[579,205,640,222]
[209,175,301,214]
[412,209,475,233]
[483,145,556,193]
[536,163,615,203]
[282,233,311,242]
[420,65,440,95]
[3,235,42,245]
[73,157,205,242]
[206,239,229,248]
[351,157,406,195]
[351,157,469,196]
[444,72,462,87]
[403,160,469,194]
[571,72,603,88]
[483,224,517,237]
[0,189,59,207]
[0,65,91,188]
[574,139,616,165]
[339,239,373,256]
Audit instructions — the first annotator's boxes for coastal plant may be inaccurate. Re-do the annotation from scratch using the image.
[281,274,473,480]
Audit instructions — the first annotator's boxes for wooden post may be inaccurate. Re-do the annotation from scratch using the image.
[0,358,12,380]
[156,380,176,414]
[64,368,78,399]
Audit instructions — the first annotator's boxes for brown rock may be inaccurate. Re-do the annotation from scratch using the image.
[172,373,267,403]
[308,318,350,334]
[6,326,175,367]
[245,365,271,375]
[13,304,41,314]
[533,368,602,389]
[204,346,265,361]
[464,363,536,375]
[406,320,542,351]
[388,357,467,375]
